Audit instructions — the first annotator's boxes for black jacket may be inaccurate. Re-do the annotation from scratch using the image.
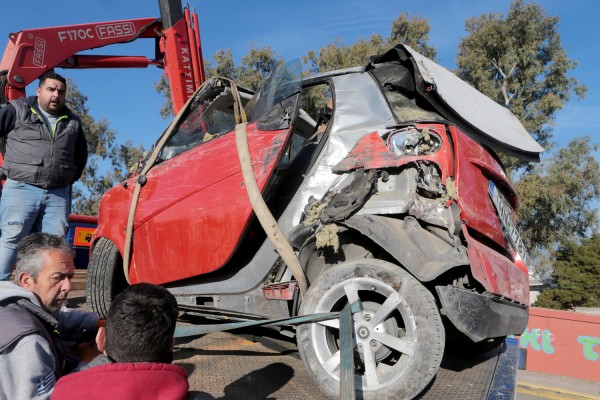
[0,96,87,188]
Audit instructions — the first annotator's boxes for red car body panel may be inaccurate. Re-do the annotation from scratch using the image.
[333,124,453,182]
[451,127,528,301]
[453,127,513,249]
[94,123,292,284]
[463,226,529,304]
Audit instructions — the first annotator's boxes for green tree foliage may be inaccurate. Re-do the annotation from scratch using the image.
[455,2,599,309]
[67,80,145,215]
[304,13,435,75]
[304,36,387,74]
[154,75,173,119]
[456,0,586,153]
[74,141,146,216]
[515,137,600,255]
[65,80,114,158]
[534,234,600,309]
[209,49,235,79]
[155,12,435,114]
[235,46,283,91]
[388,13,437,60]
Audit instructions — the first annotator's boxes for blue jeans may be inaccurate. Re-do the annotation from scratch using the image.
[0,179,70,280]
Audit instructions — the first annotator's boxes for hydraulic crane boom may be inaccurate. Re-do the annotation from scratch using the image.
[0,0,206,268]
[0,0,204,115]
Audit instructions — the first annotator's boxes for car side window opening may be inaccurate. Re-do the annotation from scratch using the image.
[270,83,332,214]
[289,83,332,162]
[160,83,238,161]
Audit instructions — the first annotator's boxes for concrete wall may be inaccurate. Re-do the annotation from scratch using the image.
[516,307,600,382]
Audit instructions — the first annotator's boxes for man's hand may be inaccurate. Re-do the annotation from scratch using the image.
[63,339,102,374]
[68,340,102,364]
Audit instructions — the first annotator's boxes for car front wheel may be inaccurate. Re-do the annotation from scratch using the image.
[297,259,444,400]
[86,237,128,317]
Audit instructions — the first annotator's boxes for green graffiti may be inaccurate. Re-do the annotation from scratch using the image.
[541,329,555,354]
[577,336,600,361]
[520,328,554,354]
[520,328,541,351]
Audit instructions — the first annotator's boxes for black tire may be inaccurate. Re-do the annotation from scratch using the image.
[85,238,128,317]
[297,259,444,400]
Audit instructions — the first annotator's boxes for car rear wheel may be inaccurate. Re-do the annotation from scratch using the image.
[297,259,444,400]
[85,237,128,317]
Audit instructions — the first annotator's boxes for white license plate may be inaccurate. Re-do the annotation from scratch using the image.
[488,182,529,265]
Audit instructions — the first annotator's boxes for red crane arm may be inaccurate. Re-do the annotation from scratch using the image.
[0,1,204,115]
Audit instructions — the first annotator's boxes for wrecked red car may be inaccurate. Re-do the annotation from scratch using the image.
[87,44,542,399]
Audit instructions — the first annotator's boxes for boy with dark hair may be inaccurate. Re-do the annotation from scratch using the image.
[51,283,189,399]
[103,282,179,363]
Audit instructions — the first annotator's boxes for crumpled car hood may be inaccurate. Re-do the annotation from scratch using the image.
[373,45,544,161]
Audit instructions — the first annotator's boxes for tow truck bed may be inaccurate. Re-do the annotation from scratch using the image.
[421,338,519,399]
[174,316,520,399]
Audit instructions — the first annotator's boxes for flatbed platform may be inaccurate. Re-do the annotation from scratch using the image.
[68,291,599,399]
[174,316,518,399]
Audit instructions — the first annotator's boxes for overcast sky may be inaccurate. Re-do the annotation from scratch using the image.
[1,0,598,157]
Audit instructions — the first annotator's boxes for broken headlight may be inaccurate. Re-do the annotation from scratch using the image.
[387,127,441,156]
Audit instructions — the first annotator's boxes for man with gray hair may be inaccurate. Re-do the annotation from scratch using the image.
[0,232,101,399]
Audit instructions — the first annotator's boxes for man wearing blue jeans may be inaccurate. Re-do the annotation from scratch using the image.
[0,71,87,280]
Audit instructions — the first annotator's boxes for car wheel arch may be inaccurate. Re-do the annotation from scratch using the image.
[340,215,469,282]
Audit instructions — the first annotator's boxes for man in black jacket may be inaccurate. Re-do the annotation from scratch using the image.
[0,71,87,280]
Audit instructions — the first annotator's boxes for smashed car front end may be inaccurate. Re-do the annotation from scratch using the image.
[295,45,540,342]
